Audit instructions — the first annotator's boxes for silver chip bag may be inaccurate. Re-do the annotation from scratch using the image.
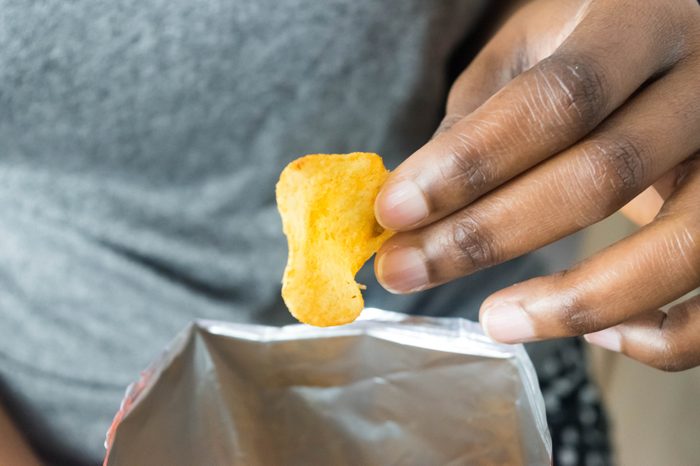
[104,309,551,465]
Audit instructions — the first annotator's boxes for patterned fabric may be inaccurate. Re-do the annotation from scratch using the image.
[538,339,612,466]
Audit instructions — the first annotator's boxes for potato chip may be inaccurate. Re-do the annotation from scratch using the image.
[276,153,394,326]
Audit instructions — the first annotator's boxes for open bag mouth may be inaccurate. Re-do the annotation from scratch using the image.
[104,309,551,466]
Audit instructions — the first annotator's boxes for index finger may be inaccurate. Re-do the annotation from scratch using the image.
[375,2,686,231]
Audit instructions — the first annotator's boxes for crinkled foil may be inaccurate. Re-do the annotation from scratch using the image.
[104,309,551,465]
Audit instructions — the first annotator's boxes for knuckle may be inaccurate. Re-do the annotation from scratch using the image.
[577,135,648,220]
[532,53,609,132]
[648,301,699,372]
[556,287,601,336]
[651,340,688,372]
[660,0,700,60]
[433,114,463,139]
[649,314,687,372]
[441,133,493,195]
[450,211,497,272]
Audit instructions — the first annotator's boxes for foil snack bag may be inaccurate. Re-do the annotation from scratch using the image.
[104,309,551,465]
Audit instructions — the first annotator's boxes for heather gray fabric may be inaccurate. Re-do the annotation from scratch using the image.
[0,1,563,463]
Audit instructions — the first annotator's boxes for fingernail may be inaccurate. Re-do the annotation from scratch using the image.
[376,180,429,229]
[376,247,429,293]
[584,329,621,352]
[481,302,536,343]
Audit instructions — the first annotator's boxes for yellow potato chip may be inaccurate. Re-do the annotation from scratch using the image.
[276,152,394,326]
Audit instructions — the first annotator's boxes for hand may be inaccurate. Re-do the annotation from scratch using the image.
[0,403,42,466]
[374,0,700,371]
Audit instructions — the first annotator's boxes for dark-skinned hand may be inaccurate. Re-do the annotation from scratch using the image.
[374,0,700,371]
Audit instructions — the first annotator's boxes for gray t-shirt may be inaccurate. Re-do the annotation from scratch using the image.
[0,1,555,463]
